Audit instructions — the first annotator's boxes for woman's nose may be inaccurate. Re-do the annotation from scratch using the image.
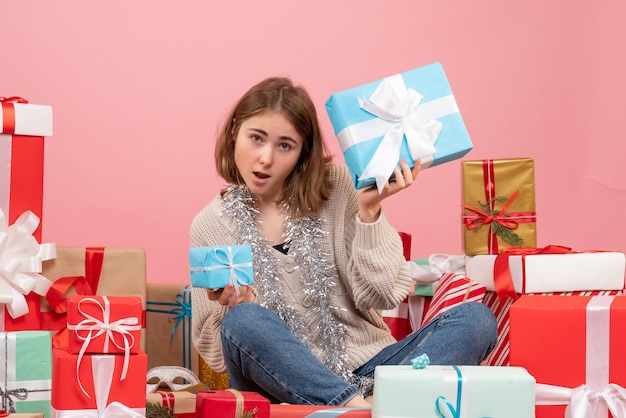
[258,147,273,165]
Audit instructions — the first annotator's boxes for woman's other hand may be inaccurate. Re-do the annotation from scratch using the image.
[207,284,256,307]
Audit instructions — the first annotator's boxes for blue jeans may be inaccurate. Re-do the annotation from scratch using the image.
[220,301,497,406]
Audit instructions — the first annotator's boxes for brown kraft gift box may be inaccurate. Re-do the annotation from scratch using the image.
[146,282,199,375]
[40,247,147,349]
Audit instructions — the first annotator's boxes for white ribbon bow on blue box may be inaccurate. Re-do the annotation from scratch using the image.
[189,245,254,296]
[325,62,473,193]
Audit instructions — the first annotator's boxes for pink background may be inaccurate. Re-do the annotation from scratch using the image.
[2,1,625,284]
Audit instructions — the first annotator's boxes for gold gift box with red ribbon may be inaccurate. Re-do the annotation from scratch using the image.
[462,158,537,255]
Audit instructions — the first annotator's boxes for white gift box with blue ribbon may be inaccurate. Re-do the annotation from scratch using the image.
[372,364,535,417]
[189,245,254,294]
[325,62,473,192]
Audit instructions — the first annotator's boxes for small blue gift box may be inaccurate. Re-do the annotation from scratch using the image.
[189,245,254,290]
[325,62,473,192]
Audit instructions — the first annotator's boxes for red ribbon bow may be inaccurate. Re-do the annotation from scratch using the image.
[463,189,522,230]
[43,248,105,339]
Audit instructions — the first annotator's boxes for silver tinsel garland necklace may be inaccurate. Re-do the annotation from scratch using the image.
[221,185,365,388]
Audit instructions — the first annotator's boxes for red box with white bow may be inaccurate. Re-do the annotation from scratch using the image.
[66,294,143,354]
[51,346,147,415]
[510,295,626,418]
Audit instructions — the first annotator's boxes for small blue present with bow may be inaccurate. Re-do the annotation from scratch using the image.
[189,245,254,292]
[325,62,473,192]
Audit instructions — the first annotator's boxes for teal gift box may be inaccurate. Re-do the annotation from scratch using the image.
[325,62,472,191]
[372,364,535,417]
[0,331,52,418]
[189,245,254,290]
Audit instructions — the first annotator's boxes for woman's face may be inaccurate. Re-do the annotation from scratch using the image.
[234,111,304,204]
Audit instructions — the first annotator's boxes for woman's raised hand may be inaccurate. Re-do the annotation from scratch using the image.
[357,159,421,223]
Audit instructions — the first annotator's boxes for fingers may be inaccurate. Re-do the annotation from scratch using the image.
[208,284,256,307]
[384,160,419,193]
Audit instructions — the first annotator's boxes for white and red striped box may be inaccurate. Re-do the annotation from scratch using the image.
[421,272,487,326]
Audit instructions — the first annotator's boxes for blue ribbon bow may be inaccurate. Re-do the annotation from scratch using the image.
[146,285,192,370]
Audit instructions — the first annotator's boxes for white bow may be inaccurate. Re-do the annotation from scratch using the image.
[67,296,141,398]
[0,209,56,320]
[53,356,145,417]
[537,383,626,418]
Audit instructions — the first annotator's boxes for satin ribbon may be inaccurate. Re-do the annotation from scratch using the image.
[463,189,522,230]
[146,285,192,369]
[0,209,56,319]
[54,355,144,417]
[66,296,141,398]
[462,160,536,254]
[191,246,253,296]
[337,75,455,193]
[0,97,28,135]
[436,365,465,418]
[534,296,624,418]
[44,247,104,332]
[492,245,579,303]
[410,254,466,284]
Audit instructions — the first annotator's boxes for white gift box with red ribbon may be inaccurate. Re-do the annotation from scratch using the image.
[465,251,625,294]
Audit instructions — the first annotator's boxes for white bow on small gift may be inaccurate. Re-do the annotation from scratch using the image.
[0,209,56,320]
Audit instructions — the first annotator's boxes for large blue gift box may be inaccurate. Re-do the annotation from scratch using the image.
[325,62,473,191]
[189,245,254,291]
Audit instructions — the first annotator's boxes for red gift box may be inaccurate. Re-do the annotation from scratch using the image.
[482,289,622,366]
[196,390,270,418]
[381,232,414,340]
[270,404,371,417]
[66,294,143,355]
[421,272,486,326]
[510,295,626,417]
[51,346,147,414]
[1,97,53,332]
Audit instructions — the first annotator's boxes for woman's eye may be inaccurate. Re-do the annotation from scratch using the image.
[250,135,262,143]
[279,143,292,151]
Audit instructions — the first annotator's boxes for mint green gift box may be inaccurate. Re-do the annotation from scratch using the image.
[413,259,434,296]
[373,364,535,417]
[0,331,52,418]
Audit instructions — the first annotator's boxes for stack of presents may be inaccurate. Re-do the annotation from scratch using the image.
[2,60,625,418]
